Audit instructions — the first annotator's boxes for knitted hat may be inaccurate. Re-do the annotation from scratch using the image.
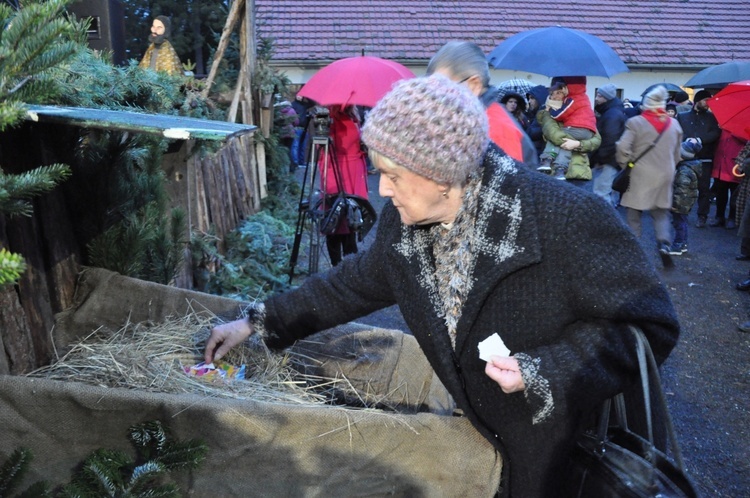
[155,15,171,38]
[694,89,712,103]
[361,75,489,186]
[673,90,689,104]
[642,85,669,110]
[680,138,703,159]
[597,83,617,100]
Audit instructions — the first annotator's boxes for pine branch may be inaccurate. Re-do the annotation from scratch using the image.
[0,164,71,217]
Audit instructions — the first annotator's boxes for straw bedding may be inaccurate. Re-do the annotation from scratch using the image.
[29,309,340,405]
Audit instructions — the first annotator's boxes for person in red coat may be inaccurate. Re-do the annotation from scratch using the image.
[709,130,746,228]
[319,105,369,265]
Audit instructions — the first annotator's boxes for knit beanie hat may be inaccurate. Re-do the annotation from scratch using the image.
[673,90,689,104]
[597,83,617,100]
[361,75,489,186]
[680,138,703,159]
[642,85,669,111]
[694,89,712,103]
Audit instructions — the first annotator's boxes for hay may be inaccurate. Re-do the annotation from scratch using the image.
[29,309,339,405]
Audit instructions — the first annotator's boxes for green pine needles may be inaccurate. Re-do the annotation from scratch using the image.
[0,421,207,498]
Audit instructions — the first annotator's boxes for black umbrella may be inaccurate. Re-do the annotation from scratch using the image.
[640,83,683,96]
[684,61,750,89]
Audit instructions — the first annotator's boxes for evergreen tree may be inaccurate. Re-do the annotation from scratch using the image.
[0,0,87,286]
[0,448,51,497]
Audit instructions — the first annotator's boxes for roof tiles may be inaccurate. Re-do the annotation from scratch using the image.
[255,0,750,67]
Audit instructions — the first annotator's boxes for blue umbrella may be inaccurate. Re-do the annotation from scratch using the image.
[487,26,629,78]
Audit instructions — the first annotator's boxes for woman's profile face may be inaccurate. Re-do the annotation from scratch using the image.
[373,155,450,226]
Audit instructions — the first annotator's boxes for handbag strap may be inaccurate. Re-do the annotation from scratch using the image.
[629,119,670,166]
[595,325,687,472]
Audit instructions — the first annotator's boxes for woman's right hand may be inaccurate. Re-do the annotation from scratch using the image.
[204,318,254,363]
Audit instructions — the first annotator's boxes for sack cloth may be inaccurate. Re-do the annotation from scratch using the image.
[612,165,632,193]
[1,268,501,496]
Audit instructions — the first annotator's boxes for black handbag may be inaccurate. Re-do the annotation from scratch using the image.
[613,121,670,194]
[567,325,699,498]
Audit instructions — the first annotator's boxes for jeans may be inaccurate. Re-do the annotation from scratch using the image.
[672,212,688,245]
[592,164,619,206]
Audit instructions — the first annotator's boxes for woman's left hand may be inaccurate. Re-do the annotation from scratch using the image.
[485,356,526,393]
[560,138,581,151]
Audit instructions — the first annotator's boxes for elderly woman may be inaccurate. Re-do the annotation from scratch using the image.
[205,75,680,497]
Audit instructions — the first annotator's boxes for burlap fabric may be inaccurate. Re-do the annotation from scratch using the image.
[0,268,502,496]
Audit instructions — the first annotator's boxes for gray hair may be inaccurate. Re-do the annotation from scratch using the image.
[426,41,491,90]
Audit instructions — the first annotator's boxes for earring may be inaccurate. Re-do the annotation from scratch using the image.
[441,190,449,198]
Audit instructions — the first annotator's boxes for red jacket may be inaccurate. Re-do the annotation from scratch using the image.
[712,130,746,183]
[486,102,525,162]
[549,76,597,133]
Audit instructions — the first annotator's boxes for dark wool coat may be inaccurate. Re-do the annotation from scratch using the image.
[676,108,721,160]
[252,145,680,497]
[590,97,627,167]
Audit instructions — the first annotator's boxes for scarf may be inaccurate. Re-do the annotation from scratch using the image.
[641,109,671,133]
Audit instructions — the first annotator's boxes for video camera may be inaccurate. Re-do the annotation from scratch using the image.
[310,106,331,138]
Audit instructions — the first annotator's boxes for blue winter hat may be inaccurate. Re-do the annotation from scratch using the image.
[680,138,703,159]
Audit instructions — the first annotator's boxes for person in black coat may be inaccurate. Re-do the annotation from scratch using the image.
[590,83,627,206]
[525,84,549,160]
[676,89,722,227]
[204,75,680,498]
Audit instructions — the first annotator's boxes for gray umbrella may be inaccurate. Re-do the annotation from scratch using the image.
[685,61,750,89]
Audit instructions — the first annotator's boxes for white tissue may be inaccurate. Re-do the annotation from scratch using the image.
[478,333,511,362]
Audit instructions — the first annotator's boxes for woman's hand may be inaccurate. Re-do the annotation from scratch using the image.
[204,318,254,363]
[485,356,526,393]
[560,138,581,151]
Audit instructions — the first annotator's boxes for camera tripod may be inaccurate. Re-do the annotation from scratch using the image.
[288,135,334,283]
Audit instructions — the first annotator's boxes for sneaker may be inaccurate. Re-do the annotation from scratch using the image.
[537,159,553,173]
[553,166,567,180]
[708,217,725,227]
[668,243,687,255]
[695,216,707,228]
[726,219,737,230]
[738,321,750,333]
[658,242,674,268]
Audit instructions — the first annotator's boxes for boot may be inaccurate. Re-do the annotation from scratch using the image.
[553,164,567,180]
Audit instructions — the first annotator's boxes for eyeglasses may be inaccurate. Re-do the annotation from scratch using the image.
[457,75,473,84]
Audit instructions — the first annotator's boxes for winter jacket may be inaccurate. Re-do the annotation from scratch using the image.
[538,109,602,180]
[139,40,183,76]
[616,115,683,210]
[248,145,680,497]
[676,107,721,160]
[590,97,627,166]
[481,86,539,167]
[525,85,549,157]
[548,76,597,133]
[672,160,702,214]
[712,130,746,183]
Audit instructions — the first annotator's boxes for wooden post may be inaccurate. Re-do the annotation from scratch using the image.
[201,0,245,98]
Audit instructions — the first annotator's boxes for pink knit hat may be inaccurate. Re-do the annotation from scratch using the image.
[362,74,489,185]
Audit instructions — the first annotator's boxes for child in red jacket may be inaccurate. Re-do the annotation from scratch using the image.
[539,76,598,180]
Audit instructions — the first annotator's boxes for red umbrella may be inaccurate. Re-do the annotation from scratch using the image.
[297,56,415,108]
[707,80,750,141]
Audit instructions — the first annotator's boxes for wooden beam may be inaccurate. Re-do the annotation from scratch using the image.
[201,0,245,98]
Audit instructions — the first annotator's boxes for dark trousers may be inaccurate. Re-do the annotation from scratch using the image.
[672,212,688,245]
[712,179,738,221]
[326,233,357,266]
[696,161,713,219]
[741,237,750,258]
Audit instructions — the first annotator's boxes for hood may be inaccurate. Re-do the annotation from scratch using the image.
[555,76,587,96]
[527,85,549,106]
[500,92,527,113]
